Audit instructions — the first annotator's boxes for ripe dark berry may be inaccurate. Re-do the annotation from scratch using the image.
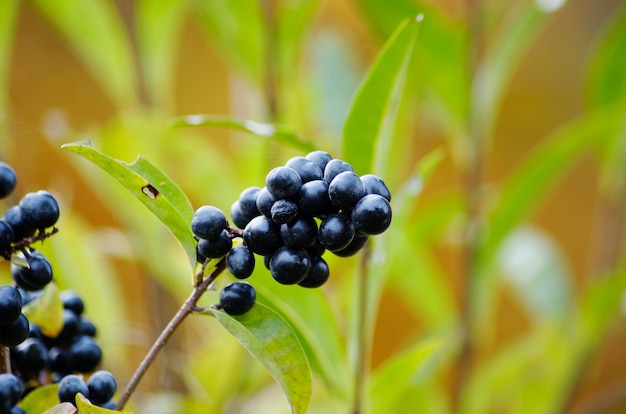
[0,220,13,253]
[14,337,49,374]
[333,235,369,257]
[219,282,256,315]
[69,336,102,373]
[360,174,391,201]
[270,199,298,224]
[230,201,250,229]
[269,247,312,285]
[61,290,84,316]
[305,150,332,172]
[280,216,318,248]
[351,194,392,235]
[58,374,89,406]
[191,206,227,241]
[12,252,53,291]
[0,313,29,347]
[56,309,80,345]
[255,187,277,218]
[49,347,72,374]
[242,215,283,256]
[318,214,356,251]
[298,255,330,288]
[1,206,35,242]
[197,230,233,258]
[265,166,302,199]
[19,190,60,229]
[10,406,26,414]
[0,373,22,412]
[328,171,366,209]
[77,317,97,337]
[285,156,323,183]
[0,162,17,199]
[0,286,22,327]
[87,370,117,405]
[226,245,255,279]
[238,187,262,220]
[323,159,354,184]
[297,180,335,217]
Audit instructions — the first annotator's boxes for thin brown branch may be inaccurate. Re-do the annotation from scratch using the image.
[0,346,10,374]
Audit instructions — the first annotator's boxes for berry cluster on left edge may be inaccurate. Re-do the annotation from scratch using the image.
[0,162,118,413]
[191,151,393,317]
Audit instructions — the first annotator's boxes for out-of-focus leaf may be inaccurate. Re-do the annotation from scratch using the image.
[21,384,63,413]
[342,16,423,175]
[22,282,64,337]
[61,141,196,269]
[0,0,19,153]
[169,114,315,151]
[275,0,320,77]
[369,337,444,413]
[497,226,573,321]
[585,3,626,108]
[136,0,189,109]
[30,0,137,108]
[205,303,312,414]
[194,0,264,83]
[76,393,133,413]
[42,405,76,414]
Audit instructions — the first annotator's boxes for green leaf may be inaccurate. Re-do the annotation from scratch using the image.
[61,141,196,269]
[30,0,137,108]
[136,0,189,109]
[369,337,445,413]
[21,384,63,414]
[76,393,134,413]
[22,282,64,338]
[342,16,423,175]
[585,3,626,108]
[168,114,316,151]
[205,302,312,414]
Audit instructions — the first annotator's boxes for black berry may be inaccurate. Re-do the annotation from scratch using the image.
[2,206,35,242]
[87,370,117,405]
[270,199,298,224]
[219,282,256,315]
[255,187,277,218]
[0,220,13,253]
[68,336,102,373]
[242,215,283,256]
[360,174,391,201]
[0,313,29,347]
[19,190,60,229]
[226,245,255,279]
[13,337,49,374]
[269,247,312,285]
[238,187,262,220]
[12,252,53,291]
[280,216,318,248]
[323,159,354,184]
[0,286,22,327]
[191,206,227,241]
[305,151,332,172]
[0,373,22,412]
[285,156,323,183]
[317,214,355,251]
[328,171,366,209]
[351,194,392,235]
[333,235,369,257]
[0,162,17,199]
[58,374,89,406]
[265,166,302,199]
[297,180,334,217]
[197,230,233,258]
[298,255,330,288]
[61,290,85,316]
[230,201,250,229]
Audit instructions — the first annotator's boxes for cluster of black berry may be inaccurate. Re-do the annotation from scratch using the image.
[0,162,117,411]
[57,370,117,409]
[193,151,392,316]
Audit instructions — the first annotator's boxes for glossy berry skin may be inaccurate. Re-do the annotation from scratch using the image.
[0,220,13,252]
[328,171,366,209]
[69,336,102,373]
[265,166,302,200]
[2,206,35,242]
[0,313,29,347]
[297,180,334,217]
[0,286,22,327]
[318,214,356,251]
[56,309,80,345]
[351,194,392,235]
[238,187,262,220]
[14,337,49,374]
[87,370,117,405]
[323,159,354,184]
[270,199,298,224]
[230,201,250,229]
[19,190,60,229]
[243,215,283,256]
[0,162,17,199]
[269,247,312,285]
[0,373,22,413]
[197,230,233,258]
[305,150,332,172]
[280,216,318,248]
[219,282,256,315]
[285,156,323,183]
[226,245,255,279]
[255,187,277,218]
[49,346,72,374]
[360,174,391,201]
[12,252,53,291]
[298,255,330,288]
[333,235,369,257]
[191,206,227,241]
[58,374,90,406]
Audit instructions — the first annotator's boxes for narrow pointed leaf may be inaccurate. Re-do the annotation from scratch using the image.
[205,303,312,414]
[343,16,423,175]
[62,141,196,269]
[76,393,133,414]
[22,282,64,338]
[21,384,64,413]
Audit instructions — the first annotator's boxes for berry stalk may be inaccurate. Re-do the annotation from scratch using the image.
[115,259,227,410]
[0,346,9,373]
